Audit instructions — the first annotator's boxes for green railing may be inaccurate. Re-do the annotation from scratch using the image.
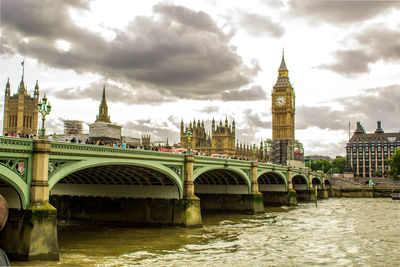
[0,137,34,152]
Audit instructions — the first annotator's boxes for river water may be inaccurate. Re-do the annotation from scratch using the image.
[12,198,399,266]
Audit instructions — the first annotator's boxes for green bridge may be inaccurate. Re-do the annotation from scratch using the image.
[0,137,330,261]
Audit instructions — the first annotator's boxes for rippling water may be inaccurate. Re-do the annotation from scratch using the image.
[13,198,400,266]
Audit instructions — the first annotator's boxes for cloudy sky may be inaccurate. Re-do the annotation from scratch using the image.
[1,0,399,157]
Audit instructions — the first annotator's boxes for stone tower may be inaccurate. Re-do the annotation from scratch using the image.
[271,51,295,140]
[3,62,39,137]
[211,117,236,157]
[95,85,111,123]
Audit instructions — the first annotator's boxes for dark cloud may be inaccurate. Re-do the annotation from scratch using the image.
[1,1,259,101]
[289,0,399,24]
[243,108,271,129]
[239,13,285,38]
[50,81,176,104]
[221,85,266,101]
[319,25,400,76]
[297,84,400,132]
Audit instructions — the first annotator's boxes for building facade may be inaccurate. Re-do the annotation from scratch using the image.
[89,85,121,144]
[271,52,295,140]
[180,118,264,160]
[346,121,400,177]
[3,71,39,137]
[270,53,304,165]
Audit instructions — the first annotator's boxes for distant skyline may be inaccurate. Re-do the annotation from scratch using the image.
[1,0,399,157]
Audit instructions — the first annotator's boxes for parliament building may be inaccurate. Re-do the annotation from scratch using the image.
[179,118,264,160]
[3,69,39,137]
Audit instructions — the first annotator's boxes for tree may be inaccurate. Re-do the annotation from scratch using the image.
[310,159,332,174]
[386,148,400,179]
[332,156,346,174]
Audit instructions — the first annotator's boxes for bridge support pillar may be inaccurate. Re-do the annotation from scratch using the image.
[176,155,202,228]
[318,186,329,199]
[21,140,59,260]
[2,140,59,261]
[286,167,297,206]
[249,162,264,214]
[306,172,316,202]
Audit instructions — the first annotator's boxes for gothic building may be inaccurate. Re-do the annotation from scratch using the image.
[3,66,39,137]
[89,85,121,144]
[270,52,304,166]
[272,52,295,140]
[95,85,111,123]
[180,118,264,160]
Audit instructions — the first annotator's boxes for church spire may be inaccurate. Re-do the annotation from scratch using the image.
[279,49,287,71]
[277,50,289,79]
[95,84,111,123]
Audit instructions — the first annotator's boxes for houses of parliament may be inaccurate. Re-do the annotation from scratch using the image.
[2,65,39,137]
[3,53,303,164]
[179,52,303,163]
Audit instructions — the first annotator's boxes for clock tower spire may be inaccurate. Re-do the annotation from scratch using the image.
[271,51,295,140]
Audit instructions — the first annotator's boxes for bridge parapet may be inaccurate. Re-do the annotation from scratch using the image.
[0,137,34,152]
[50,142,185,162]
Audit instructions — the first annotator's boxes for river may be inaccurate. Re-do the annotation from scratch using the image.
[12,198,400,266]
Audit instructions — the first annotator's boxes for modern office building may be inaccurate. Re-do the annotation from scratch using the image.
[346,121,400,177]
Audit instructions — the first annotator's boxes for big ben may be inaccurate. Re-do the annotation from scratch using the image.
[272,52,295,140]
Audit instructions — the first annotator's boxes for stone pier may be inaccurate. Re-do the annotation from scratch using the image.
[0,140,59,261]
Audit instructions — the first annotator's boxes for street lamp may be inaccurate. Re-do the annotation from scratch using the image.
[38,94,51,139]
[186,129,192,154]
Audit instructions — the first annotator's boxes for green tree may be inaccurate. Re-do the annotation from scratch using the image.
[386,148,400,179]
[332,156,346,174]
[310,159,332,174]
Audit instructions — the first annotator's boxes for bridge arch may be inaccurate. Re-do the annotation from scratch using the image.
[292,174,309,191]
[0,165,28,208]
[257,170,287,192]
[324,179,331,187]
[312,177,322,188]
[49,158,183,199]
[193,166,251,194]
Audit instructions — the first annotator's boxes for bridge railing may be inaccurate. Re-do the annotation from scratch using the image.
[50,141,186,160]
[0,137,34,152]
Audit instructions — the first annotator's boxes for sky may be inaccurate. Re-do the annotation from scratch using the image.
[1,0,399,157]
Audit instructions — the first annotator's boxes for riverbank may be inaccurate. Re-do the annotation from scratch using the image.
[332,186,400,198]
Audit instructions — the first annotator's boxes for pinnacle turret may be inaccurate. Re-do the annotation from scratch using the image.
[5,78,10,97]
[34,80,39,98]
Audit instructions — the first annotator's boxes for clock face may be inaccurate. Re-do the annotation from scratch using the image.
[276,96,285,106]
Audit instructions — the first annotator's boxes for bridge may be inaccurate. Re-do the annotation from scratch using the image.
[0,137,331,261]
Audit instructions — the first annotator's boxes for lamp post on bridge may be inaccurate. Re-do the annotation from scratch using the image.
[38,94,51,139]
[186,129,192,155]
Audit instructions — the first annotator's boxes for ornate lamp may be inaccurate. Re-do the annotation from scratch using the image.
[186,129,192,154]
[38,94,51,139]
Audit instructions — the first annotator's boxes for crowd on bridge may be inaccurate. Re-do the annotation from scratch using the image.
[3,133,269,163]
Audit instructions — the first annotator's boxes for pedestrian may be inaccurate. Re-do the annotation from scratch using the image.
[0,195,10,266]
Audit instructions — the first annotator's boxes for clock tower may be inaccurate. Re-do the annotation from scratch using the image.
[272,52,295,140]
